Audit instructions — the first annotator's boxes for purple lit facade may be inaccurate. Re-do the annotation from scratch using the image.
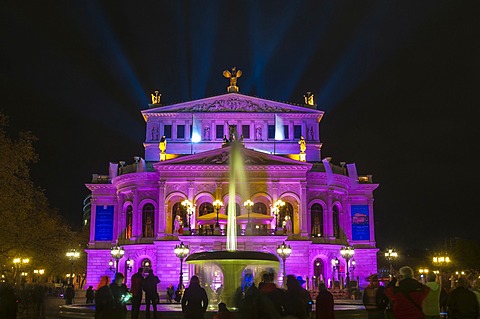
[85,93,378,290]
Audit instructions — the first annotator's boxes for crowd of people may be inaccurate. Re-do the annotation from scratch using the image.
[362,266,480,319]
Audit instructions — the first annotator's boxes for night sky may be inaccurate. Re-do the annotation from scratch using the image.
[1,1,478,249]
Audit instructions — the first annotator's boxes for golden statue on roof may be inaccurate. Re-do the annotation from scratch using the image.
[304,92,315,106]
[151,91,161,104]
[223,67,242,93]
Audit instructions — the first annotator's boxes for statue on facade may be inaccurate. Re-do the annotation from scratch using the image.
[203,126,210,140]
[174,215,182,234]
[159,135,167,154]
[299,136,306,153]
[151,125,159,141]
[151,91,161,104]
[223,67,242,93]
[228,124,237,142]
[255,126,262,141]
[144,215,154,237]
[308,127,314,141]
[284,215,292,234]
[304,92,315,106]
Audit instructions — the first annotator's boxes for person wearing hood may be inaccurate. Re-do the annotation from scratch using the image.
[385,266,429,319]
[422,273,441,319]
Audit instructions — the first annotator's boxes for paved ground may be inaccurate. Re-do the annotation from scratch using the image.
[17,296,368,319]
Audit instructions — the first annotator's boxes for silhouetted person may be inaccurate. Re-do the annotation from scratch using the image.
[258,272,285,318]
[130,268,145,319]
[65,284,75,305]
[363,275,388,319]
[86,286,95,304]
[214,302,235,319]
[182,276,208,319]
[110,273,129,319]
[284,274,311,319]
[447,277,479,319]
[95,275,114,319]
[167,284,175,303]
[316,282,334,319]
[0,282,18,319]
[143,269,160,319]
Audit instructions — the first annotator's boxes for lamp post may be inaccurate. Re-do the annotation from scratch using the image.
[174,242,190,298]
[110,245,125,273]
[66,249,80,285]
[124,259,133,285]
[33,269,45,283]
[332,257,340,282]
[213,200,223,232]
[340,245,355,286]
[243,199,254,235]
[13,258,30,287]
[276,241,292,282]
[181,199,195,233]
[272,200,285,233]
[384,248,398,275]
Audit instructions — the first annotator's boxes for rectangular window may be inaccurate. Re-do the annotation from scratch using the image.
[164,125,172,138]
[177,125,185,139]
[283,125,289,139]
[294,125,302,139]
[268,125,275,139]
[242,125,250,139]
[216,125,224,139]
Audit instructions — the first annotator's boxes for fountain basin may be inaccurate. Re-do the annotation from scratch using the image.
[186,251,279,308]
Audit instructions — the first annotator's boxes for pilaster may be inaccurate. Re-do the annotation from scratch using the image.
[157,180,166,237]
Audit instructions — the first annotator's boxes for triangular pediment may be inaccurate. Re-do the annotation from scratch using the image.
[153,145,312,168]
[142,93,323,118]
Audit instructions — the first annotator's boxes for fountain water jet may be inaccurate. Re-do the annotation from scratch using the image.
[186,139,280,308]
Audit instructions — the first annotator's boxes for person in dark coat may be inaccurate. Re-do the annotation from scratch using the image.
[109,273,129,319]
[143,269,160,319]
[362,275,388,319]
[0,282,18,319]
[65,284,75,305]
[284,275,311,319]
[182,276,209,319]
[95,276,114,319]
[130,268,144,319]
[447,277,479,319]
[257,272,285,318]
[385,266,429,319]
[167,284,175,303]
[316,282,334,319]
[86,286,95,304]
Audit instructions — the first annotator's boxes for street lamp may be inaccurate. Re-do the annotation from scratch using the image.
[66,249,80,285]
[110,245,125,273]
[33,269,45,283]
[13,257,30,286]
[384,248,398,275]
[124,259,133,285]
[272,200,285,232]
[340,245,355,286]
[276,241,292,280]
[432,254,451,279]
[243,199,254,235]
[181,199,195,232]
[213,200,224,231]
[174,242,190,298]
[331,257,340,283]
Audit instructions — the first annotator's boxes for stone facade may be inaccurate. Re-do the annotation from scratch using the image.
[85,92,378,291]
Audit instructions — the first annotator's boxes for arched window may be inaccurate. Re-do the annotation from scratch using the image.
[199,202,214,216]
[142,203,155,238]
[313,258,325,288]
[225,203,241,216]
[125,205,133,239]
[279,202,294,234]
[172,202,186,232]
[252,202,267,215]
[333,206,340,238]
[311,204,323,237]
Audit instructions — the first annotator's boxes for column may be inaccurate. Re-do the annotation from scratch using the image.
[157,180,166,238]
[326,190,334,239]
[114,193,124,241]
[345,197,352,242]
[132,190,141,238]
[300,181,308,237]
[89,197,97,244]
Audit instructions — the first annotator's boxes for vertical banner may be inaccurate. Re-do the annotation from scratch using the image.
[351,205,370,240]
[95,205,114,241]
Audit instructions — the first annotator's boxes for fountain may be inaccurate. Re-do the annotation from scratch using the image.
[185,132,280,308]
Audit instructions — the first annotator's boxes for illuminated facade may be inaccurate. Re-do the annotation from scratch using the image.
[85,92,379,291]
